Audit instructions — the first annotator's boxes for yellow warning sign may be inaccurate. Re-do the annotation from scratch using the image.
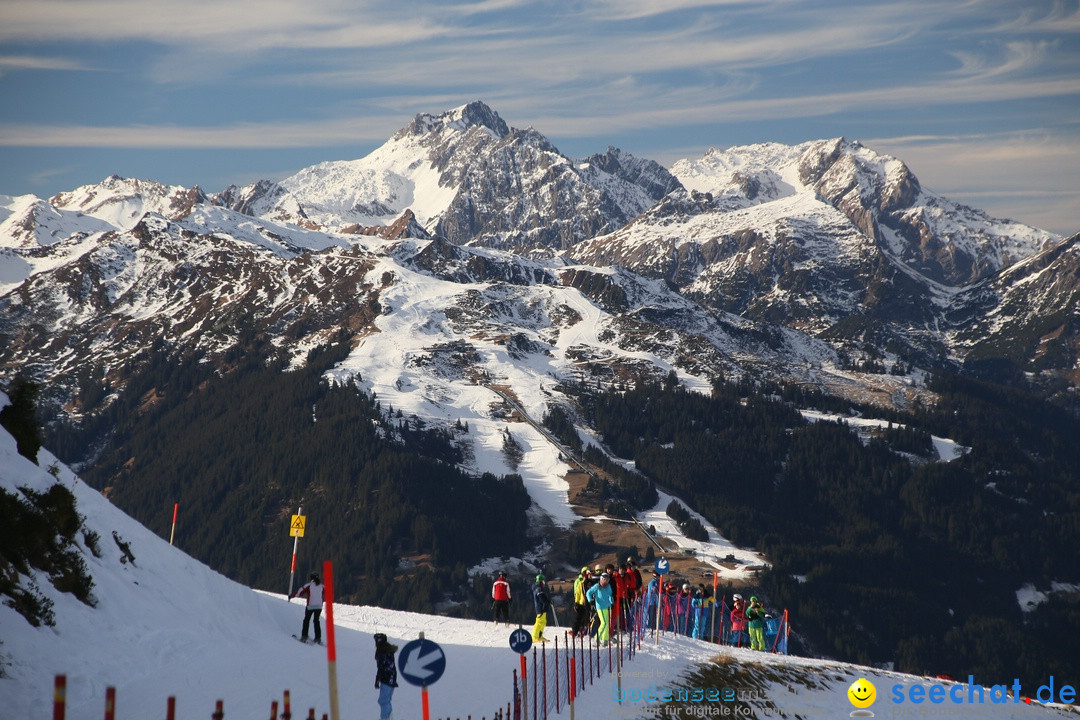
[289,514,306,538]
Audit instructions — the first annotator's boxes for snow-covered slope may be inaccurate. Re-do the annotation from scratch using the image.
[3,399,1073,719]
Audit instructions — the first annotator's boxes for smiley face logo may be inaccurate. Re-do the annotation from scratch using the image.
[848,678,877,709]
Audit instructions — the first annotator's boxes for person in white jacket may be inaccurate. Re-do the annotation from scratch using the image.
[290,573,325,644]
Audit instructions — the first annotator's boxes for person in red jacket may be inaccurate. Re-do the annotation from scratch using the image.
[607,563,623,632]
[492,571,512,627]
[729,593,747,646]
[613,566,630,631]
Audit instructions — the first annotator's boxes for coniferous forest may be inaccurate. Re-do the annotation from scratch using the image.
[576,374,1080,687]
[39,339,1080,688]
[47,339,531,610]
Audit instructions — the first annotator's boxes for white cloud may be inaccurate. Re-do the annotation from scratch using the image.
[866,130,1080,235]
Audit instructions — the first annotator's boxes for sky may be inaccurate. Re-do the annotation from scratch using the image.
[0,0,1077,235]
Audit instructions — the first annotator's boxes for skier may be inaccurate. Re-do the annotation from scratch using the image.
[531,574,551,642]
[492,571,512,627]
[676,583,693,635]
[691,586,706,639]
[729,594,747,646]
[373,633,399,720]
[746,596,767,650]
[644,572,660,629]
[289,572,324,644]
[585,571,615,644]
[571,567,591,636]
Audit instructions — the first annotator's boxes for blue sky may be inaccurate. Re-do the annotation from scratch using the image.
[0,0,1077,234]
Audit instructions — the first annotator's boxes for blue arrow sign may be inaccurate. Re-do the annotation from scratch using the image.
[398,638,446,686]
[654,557,670,575]
[509,628,532,654]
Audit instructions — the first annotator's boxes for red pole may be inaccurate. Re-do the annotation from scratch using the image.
[542,641,548,720]
[167,696,176,720]
[519,652,527,720]
[578,633,584,689]
[212,699,224,719]
[270,701,277,720]
[283,690,292,720]
[554,634,560,714]
[323,560,340,720]
[53,675,66,720]
[569,657,576,702]
[711,572,718,641]
[587,631,593,684]
[307,709,315,719]
[717,597,726,645]
[421,687,430,720]
[104,687,116,720]
[518,656,527,720]
[169,502,179,545]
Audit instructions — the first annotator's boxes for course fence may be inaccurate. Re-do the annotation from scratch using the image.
[50,680,328,720]
[447,593,791,720]
[49,595,790,720]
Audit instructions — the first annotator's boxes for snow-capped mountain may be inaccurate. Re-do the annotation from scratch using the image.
[571,138,1069,372]
[1,101,1076,422]
[214,101,681,251]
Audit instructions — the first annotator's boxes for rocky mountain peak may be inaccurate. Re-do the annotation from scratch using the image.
[398,100,510,140]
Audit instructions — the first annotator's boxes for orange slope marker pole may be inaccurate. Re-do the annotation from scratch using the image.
[323,560,341,720]
[169,502,178,545]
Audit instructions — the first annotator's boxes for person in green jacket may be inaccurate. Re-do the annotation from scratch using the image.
[746,596,767,650]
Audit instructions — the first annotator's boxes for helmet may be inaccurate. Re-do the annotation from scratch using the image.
[536,574,545,583]
[626,557,635,564]
[373,633,387,644]
[750,596,759,603]
[594,564,602,573]
[580,566,589,575]
[309,573,319,582]
[498,571,506,578]
[600,572,611,581]
[733,593,743,601]
[682,583,690,591]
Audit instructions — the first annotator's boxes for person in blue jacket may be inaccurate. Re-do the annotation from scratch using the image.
[691,585,707,639]
[585,572,615,644]
[645,573,661,629]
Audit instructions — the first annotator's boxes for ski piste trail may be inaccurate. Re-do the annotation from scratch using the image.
[3,401,1076,719]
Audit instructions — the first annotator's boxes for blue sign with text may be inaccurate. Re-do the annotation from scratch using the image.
[509,628,532,654]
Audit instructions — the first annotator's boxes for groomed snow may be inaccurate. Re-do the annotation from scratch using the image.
[3,395,1076,719]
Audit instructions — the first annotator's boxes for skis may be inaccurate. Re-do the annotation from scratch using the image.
[292,635,322,645]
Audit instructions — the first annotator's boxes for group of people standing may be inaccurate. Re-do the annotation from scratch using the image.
[642,581,771,651]
[570,559,644,645]
[491,562,774,653]
[727,593,769,650]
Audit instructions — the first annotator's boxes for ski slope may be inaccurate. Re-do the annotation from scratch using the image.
[3,401,1075,719]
